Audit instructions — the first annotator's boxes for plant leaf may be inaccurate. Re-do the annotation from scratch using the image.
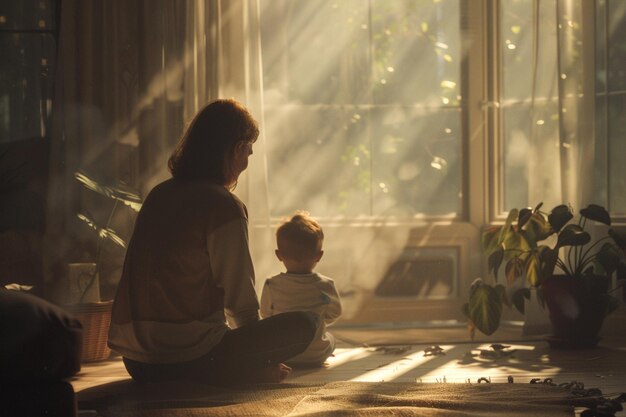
[523,252,541,287]
[498,209,519,245]
[75,170,143,212]
[77,213,128,248]
[609,228,626,251]
[488,248,504,281]
[557,224,591,247]
[469,277,485,297]
[537,246,558,284]
[548,205,573,233]
[518,208,533,229]
[512,288,530,314]
[580,204,611,226]
[595,242,623,275]
[467,284,503,336]
[502,228,531,261]
[523,212,553,245]
[505,258,524,284]
[482,226,501,255]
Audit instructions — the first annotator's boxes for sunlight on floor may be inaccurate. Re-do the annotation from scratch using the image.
[416,343,562,384]
[349,345,455,382]
[326,347,373,369]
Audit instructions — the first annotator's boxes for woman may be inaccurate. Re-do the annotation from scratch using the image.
[108,99,317,385]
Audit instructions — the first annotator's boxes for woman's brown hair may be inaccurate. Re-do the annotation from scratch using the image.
[168,99,259,184]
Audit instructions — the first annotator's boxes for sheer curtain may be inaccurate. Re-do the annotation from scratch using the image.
[553,0,596,209]
[503,0,601,213]
[214,0,269,222]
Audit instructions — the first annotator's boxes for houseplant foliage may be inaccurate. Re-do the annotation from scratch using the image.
[68,170,143,362]
[463,203,625,339]
[74,170,142,302]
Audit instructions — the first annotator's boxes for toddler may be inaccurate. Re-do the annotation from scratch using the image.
[260,211,342,367]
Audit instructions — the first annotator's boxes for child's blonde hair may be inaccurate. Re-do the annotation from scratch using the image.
[276,211,324,262]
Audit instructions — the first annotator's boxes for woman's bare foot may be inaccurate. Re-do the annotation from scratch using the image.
[248,363,292,383]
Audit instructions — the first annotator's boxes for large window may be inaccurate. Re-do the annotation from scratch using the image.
[260,0,626,223]
[260,0,464,219]
[252,1,626,322]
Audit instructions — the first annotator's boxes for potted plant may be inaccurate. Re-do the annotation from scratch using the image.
[65,170,142,361]
[464,203,625,346]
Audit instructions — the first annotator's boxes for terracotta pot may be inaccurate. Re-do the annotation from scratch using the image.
[541,275,609,348]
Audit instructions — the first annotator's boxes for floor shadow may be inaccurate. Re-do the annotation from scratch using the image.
[77,377,323,411]
[4,380,76,417]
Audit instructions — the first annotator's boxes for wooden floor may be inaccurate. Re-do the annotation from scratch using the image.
[72,316,626,416]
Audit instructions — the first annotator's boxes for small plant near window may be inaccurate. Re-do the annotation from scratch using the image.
[73,170,142,303]
[463,203,625,341]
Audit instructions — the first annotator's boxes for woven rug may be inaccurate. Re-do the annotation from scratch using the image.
[78,380,605,416]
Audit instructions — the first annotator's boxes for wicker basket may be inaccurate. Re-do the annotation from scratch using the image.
[66,301,113,362]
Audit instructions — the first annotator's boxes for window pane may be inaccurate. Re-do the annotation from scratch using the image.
[264,106,371,217]
[607,1,626,214]
[261,0,463,218]
[371,107,462,216]
[261,0,370,105]
[371,0,461,106]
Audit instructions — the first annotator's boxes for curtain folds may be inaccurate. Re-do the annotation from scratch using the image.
[554,0,595,210]
[527,0,597,211]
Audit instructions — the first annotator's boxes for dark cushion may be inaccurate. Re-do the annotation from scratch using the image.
[0,289,82,381]
[2,380,77,417]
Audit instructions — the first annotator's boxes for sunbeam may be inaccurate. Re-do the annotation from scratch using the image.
[349,345,455,382]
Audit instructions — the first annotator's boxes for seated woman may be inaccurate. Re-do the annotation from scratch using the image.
[108,99,317,385]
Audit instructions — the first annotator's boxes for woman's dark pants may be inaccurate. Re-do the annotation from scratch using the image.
[123,311,318,385]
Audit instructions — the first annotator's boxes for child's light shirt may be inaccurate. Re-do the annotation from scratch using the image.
[260,272,342,365]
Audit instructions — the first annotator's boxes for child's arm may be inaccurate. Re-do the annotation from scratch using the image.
[259,280,273,319]
[323,282,342,325]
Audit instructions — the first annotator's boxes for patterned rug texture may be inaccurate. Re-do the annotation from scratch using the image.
[78,379,625,416]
